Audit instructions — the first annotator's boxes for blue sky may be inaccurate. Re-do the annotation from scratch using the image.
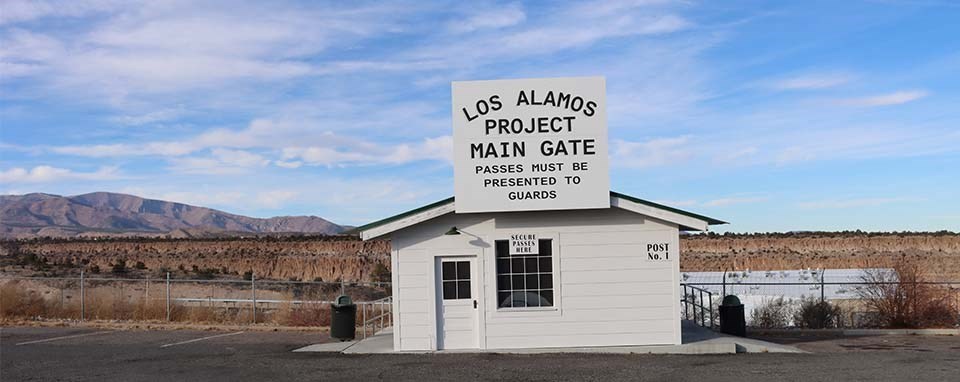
[1,0,958,232]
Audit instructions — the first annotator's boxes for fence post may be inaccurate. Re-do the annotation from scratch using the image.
[820,269,826,304]
[165,272,171,321]
[722,270,727,297]
[251,273,257,324]
[80,270,85,321]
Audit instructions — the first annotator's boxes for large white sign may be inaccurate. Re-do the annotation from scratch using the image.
[452,77,609,213]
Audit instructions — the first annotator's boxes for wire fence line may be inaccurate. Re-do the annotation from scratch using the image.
[1,273,392,327]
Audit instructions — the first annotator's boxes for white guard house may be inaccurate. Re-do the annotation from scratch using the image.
[357,191,725,351]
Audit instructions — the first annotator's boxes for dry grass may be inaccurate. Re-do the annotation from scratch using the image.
[1,281,349,327]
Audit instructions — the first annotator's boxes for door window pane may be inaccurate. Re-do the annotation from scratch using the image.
[442,281,456,299]
[441,260,472,300]
[442,262,456,281]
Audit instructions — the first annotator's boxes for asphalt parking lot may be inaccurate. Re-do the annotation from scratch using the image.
[2,326,959,381]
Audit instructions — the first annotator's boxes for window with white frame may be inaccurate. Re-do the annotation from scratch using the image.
[495,239,553,308]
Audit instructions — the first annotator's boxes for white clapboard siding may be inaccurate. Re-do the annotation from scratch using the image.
[399,312,430,325]
[485,319,675,338]
[561,295,674,310]
[561,269,674,285]
[562,281,675,297]
[389,206,683,351]
[400,337,431,350]
[486,331,676,350]
[561,256,674,271]
[400,324,432,338]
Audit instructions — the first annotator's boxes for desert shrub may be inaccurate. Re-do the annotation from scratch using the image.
[111,259,127,275]
[0,282,47,318]
[242,270,254,280]
[750,297,794,328]
[134,261,147,270]
[89,265,101,274]
[793,297,842,329]
[858,260,958,328]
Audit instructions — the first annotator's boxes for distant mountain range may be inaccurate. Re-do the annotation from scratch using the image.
[0,192,347,239]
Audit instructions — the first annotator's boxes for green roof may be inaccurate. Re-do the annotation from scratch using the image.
[610,191,727,226]
[354,191,726,235]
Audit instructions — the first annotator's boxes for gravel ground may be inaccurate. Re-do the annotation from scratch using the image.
[2,327,959,381]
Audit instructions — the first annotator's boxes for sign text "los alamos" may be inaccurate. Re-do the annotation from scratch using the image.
[452,77,610,213]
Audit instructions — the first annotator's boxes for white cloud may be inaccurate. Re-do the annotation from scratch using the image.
[111,107,184,126]
[449,3,526,33]
[770,73,852,90]
[1,1,406,98]
[166,148,269,175]
[0,0,126,25]
[48,117,453,169]
[273,160,302,169]
[611,136,692,168]
[256,190,299,209]
[0,165,120,183]
[280,135,452,167]
[652,199,698,207]
[798,197,918,209]
[702,196,768,207]
[835,90,929,107]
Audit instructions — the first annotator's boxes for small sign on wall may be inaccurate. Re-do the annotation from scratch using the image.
[646,242,671,261]
[510,234,539,255]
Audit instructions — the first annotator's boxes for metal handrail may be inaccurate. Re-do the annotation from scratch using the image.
[681,284,715,329]
[360,296,393,339]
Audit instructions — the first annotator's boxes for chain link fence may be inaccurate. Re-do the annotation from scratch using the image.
[0,273,391,328]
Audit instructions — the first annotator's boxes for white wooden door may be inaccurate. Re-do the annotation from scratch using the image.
[435,257,479,349]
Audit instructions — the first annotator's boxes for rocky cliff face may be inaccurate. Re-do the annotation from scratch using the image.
[5,233,958,282]
[681,233,960,279]
[8,237,390,282]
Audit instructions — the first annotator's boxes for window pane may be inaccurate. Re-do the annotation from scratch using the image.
[495,240,509,257]
[539,257,552,272]
[457,281,471,299]
[538,239,552,256]
[442,262,455,281]
[540,274,553,289]
[540,290,554,306]
[498,292,512,308]
[511,275,524,290]
[442,281,457,300]
[456,261,470,280]
[525,257,539,273]
[497,259,510,273]
[526,274,539,289]
[526,292,541,307]
[511,258,524,274]
[497,275,511,291]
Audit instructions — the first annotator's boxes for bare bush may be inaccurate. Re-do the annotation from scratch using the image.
[793,297,842,329]
[858,260,958,328]
[750,297,794,328]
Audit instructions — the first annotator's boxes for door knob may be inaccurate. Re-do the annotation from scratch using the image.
[473,300,478,309]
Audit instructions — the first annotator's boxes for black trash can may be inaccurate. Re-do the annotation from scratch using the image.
[330,295,357,341]
[719,295,746,337]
